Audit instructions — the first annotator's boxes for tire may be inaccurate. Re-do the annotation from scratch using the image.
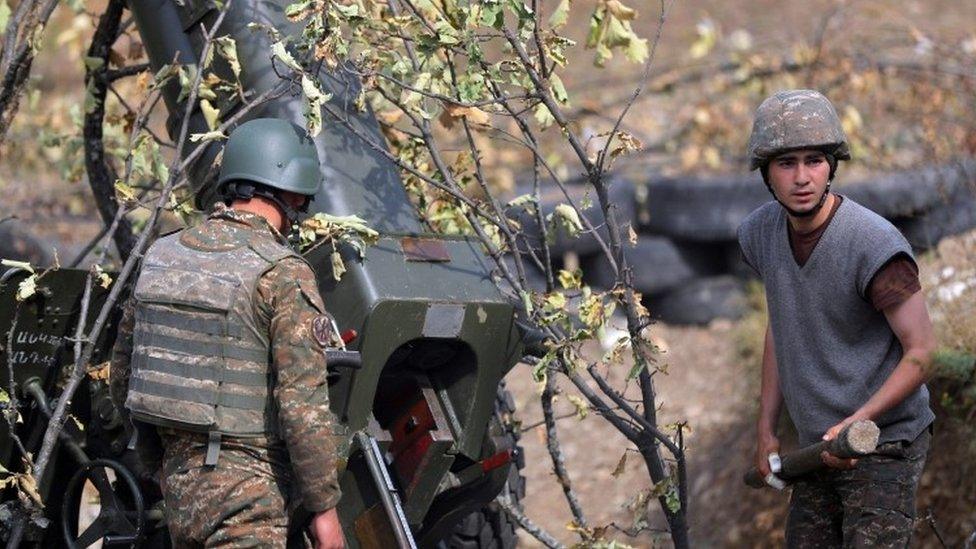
[634,174,770,242]
[892,180,976,251]
[844,160,976,218]
[631,160,976,242]
[512,178,637,257]
[0,219,54,268]
[441,385,525,549]
[648,275,748,325]
[581,236,724,295]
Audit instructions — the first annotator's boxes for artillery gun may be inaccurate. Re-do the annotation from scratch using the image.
[0,1,531,546]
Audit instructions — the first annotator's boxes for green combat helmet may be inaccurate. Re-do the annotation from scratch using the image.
[218,117,322,197]
[747,89,851,171]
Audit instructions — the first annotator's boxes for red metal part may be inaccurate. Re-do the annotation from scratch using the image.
[400,237,451,262]
[388,397,437,489]
[480,448,512,473]
[340,329,358,345]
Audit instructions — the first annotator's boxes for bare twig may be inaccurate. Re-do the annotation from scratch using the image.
[3,302,31,463]
[8,6,239,547]
[0,0,60,144]
[105,62,150,82]
[84,0,138,261]
[541,375,589,531]
[496,497,566,549]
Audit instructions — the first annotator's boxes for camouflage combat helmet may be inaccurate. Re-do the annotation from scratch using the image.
[218,118,322,196]
[747,89,851,171]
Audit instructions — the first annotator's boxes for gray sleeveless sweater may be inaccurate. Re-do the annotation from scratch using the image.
[737,197,934,446]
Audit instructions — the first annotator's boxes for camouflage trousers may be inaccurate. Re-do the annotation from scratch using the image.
[785,426,931,549]
[159,433,312,548]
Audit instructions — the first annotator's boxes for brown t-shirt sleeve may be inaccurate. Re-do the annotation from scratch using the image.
[866,252,921,311]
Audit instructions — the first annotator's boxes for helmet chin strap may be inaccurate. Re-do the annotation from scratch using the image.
[224,182,310,235]
[776,182,831,218]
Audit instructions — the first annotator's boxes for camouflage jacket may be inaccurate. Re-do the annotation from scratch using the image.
[110,204,343,512]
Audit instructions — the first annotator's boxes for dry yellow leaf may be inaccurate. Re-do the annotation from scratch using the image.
[611,451,628,477]
[87,362,111,381]
[441,102,491,126]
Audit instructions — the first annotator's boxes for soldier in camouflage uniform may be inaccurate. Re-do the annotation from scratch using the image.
[737,90,936,548]
[110,118,345,548]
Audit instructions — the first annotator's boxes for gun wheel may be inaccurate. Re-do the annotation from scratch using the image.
[61,458,145,549]
[443,385,525,549]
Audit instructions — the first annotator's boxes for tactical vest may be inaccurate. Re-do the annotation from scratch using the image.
[126,226,299,449]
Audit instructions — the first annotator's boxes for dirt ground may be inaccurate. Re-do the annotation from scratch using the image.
[505,230,976,548]
[505,318,754,547]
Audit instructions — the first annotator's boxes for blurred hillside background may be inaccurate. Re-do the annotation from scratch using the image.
[1,0,975,546]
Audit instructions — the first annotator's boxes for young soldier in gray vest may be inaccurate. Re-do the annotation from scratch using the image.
[109,119,345,548]
[737,90,936,547]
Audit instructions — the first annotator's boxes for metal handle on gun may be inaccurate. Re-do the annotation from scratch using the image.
[355,431,418,549]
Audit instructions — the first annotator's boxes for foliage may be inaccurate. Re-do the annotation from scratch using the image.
[299,212,380,281]
[278,1,689,545]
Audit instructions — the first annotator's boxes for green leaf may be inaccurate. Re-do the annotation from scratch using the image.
[689,18,717,59]
[93,264,112,289]
[15,274,38,301]
[557,268,582,290]
[285,0,317,21]
[531,351,554,383]
[188,130,227,143]
[215,36,241,79]
[177,65,196,102]
[271,41,303,72]
[533,103,555,128]
[506,193,536,211]
[200,99,220,131]
[544,291,567,311]
[548,0,570,29]
[330,250,347,281]
[1,260,35,274]
[586,7,605,48]
[151,63,178,90]
[625,35,649,63]
[594,42,612,67]
[506,0,533,26]
[0,2,11,30]
[549,73,569,104]
[301,74,332,137]
[83,80,98,114]
[333,2,363,19]
[521,290,533,315]
[479,0,504,28]
[82,56,105,71]
[433,19,460,45]
[547,203,583,238]
[604,14,633,48]
[113,179,136,204]
[626,359,646,380]
[567,394,589,420]
[401,72,431,108]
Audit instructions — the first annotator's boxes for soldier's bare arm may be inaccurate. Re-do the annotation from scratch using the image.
[822,291,935,443]
[756,323,783,478]
[259,257,343,513]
